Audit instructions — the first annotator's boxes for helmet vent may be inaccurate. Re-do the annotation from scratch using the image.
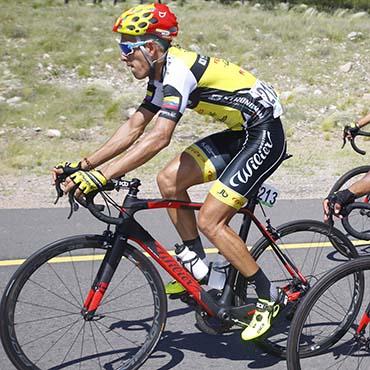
[139,22,148,29]
[143,12,151,18]
[150,18,158,24]
[132,16,140,22]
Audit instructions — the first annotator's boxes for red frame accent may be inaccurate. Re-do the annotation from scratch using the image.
[131,237,214,315]
[356,312,370,334]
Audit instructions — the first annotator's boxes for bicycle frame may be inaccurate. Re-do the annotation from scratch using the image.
[356,302,370,337]
[81,181,309,325]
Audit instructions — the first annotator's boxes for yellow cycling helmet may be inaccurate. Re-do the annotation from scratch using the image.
[113,3,178,41]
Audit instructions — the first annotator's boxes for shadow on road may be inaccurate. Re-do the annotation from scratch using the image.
[150,307,284,370]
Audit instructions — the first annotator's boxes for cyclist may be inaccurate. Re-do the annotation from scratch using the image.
[324,111,370,220]
[52,3,287,340]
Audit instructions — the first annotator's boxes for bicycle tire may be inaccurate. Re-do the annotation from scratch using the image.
[342,202,370,241]
[0,234,167,370]
[329,165,370,195]
[234,219,361,358]
[287,256,370,370]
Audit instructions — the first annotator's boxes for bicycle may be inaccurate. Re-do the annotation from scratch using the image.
[286,254,370,370]
[286,201,370,369]
[0,176,361,370]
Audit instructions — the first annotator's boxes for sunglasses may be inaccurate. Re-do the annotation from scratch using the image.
[116,39,147,56]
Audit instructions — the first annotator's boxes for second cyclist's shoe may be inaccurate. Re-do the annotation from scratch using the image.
[241,288,288,341]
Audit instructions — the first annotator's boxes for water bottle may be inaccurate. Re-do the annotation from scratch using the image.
[208,253,230,290]
[175,243,209,280]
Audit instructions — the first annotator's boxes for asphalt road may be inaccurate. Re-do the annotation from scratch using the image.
[0,199,347,370]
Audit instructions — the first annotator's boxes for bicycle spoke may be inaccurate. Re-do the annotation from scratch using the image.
[26,277,82,310]
[1,240,166,370]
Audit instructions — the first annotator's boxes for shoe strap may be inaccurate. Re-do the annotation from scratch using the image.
[256,300,274,312]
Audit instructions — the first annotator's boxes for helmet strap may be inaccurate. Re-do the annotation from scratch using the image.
[139,45,167,81]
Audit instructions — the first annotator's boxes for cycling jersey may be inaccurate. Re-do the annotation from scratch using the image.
[140,45,283,129]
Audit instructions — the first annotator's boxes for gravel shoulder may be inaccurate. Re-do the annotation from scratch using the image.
[0,147,352,209]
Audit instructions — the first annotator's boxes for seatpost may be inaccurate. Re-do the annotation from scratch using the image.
[238,194,258,241]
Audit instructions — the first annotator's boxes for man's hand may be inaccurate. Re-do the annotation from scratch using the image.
[68,170,108,195]
[52,161,81,184]
[323,189,356,222]
[343,123,359,140]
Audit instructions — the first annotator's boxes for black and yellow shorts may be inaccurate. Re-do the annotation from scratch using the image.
[184,118,286,210]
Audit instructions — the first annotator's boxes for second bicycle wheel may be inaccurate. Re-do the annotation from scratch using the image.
[235,219,362,358]
[329,165,370,197]
[0,235,167,370]
[287,256,370,370]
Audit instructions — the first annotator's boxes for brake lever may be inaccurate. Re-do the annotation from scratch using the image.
[327,202,335,233]
[54,178,64,205]
[67,185,80,219]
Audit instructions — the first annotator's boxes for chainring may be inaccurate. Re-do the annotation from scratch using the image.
[194,289,234,335]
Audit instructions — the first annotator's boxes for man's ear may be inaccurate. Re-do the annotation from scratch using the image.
[145,41,161,57]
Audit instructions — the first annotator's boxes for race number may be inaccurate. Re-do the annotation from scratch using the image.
[257,183,279,207]
[252,80,283,118]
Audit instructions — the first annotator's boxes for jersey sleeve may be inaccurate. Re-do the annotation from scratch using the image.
[139,80,163,114]
[159,55,197,123]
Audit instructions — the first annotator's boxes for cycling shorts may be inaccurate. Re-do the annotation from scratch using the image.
[184,118,286,210]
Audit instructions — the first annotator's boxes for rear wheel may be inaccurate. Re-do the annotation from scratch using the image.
[330,166,370,246]
[235,220,362,358]
[0,235,167,370]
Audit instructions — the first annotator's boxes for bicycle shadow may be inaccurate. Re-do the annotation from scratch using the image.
[148,306,283,369]
[297,322,370,360]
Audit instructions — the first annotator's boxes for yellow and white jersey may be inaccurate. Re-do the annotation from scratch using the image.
[140,46,282,129]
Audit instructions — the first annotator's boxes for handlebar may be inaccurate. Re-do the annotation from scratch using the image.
[342,127,370,155]
[55,176,142,225]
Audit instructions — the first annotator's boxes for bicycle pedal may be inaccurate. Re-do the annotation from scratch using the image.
[169,292,197,306]
[169,291,190,300]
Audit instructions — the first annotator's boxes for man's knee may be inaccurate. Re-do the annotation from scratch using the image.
[198,209,220,240]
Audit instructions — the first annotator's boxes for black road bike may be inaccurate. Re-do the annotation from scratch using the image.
[0,177,361,370]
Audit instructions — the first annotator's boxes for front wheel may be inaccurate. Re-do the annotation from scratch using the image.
[287,256,370,370]
[0,235,167,370]
[235,220,362,358]
[329,165,370,196]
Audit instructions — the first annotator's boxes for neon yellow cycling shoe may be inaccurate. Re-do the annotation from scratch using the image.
[165,280,186,295]
[241,289,288,341]
[165,277,208,297]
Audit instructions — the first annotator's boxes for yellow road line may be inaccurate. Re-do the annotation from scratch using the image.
[1,239,364,267]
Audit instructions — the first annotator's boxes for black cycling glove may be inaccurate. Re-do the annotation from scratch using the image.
[326,189,356,215]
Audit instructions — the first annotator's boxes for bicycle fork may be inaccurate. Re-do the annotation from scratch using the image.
[81,236,126,320]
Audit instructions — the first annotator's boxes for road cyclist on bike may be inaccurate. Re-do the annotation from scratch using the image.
[324,110,370,221]
[52,2,287,341]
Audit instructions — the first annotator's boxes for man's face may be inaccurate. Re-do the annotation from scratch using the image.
[119,35,150,80]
